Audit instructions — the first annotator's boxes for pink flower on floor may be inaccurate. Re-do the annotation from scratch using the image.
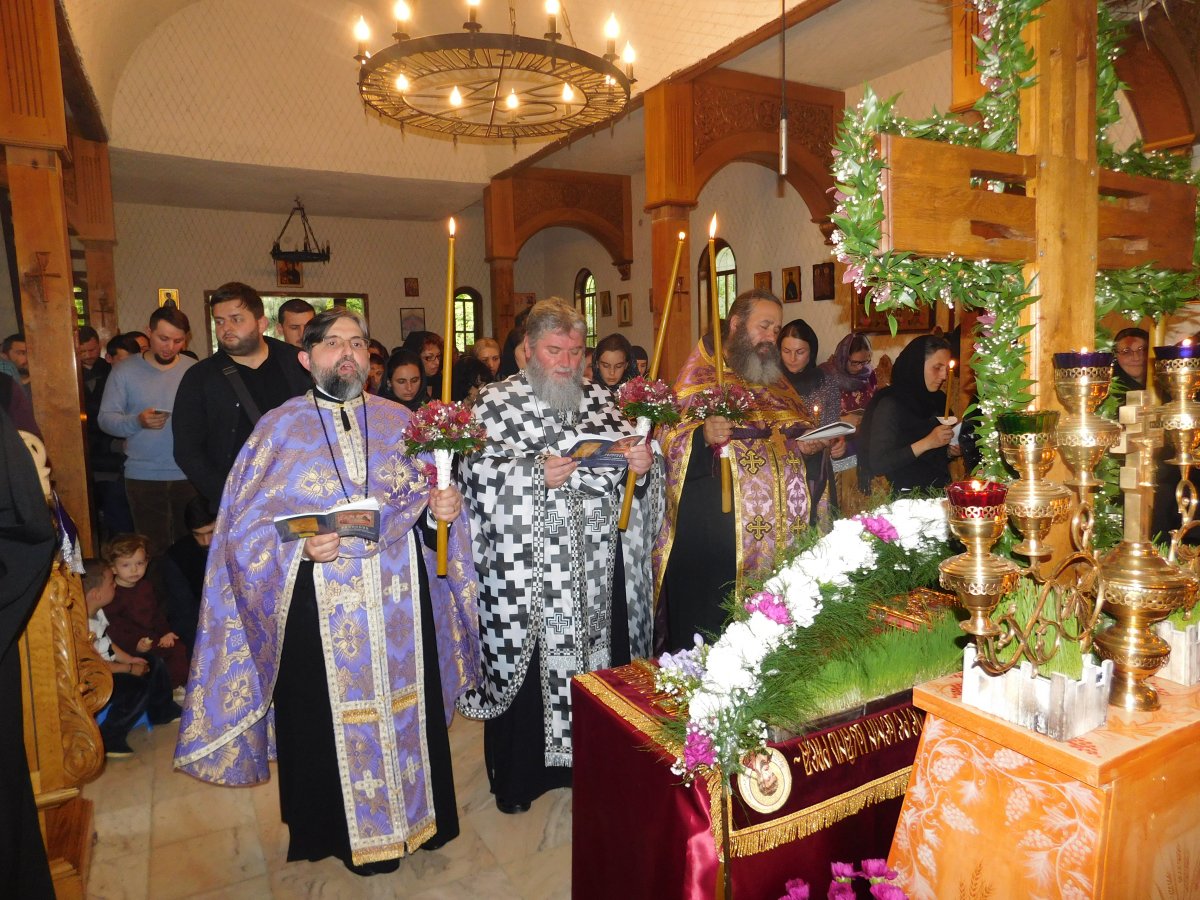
[856,514,899,543]
[744,591,793,625]
[682,726,716,770]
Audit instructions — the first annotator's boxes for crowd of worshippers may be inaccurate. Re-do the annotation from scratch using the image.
[12,279,1191,878]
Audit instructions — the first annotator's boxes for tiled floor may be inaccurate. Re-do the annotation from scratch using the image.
[83,716,572,899]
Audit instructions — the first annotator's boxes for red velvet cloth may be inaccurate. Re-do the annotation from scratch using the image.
[572,665,921,899]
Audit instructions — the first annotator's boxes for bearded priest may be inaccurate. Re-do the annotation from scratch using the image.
[459,297,660,815]
[655,288,816,652]
[174,308,481,875]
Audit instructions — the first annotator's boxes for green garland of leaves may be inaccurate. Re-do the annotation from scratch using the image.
[830,0,1200,480]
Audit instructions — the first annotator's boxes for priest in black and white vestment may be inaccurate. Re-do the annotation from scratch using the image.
[458,298,662,814]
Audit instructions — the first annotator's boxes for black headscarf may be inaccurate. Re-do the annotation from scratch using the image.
[779,319,823,395]
[380,348,428,412]
[857,333,951,488]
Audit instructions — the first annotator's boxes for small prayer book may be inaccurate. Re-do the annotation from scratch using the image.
[273,498,381,543]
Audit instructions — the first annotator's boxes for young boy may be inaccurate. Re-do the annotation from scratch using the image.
[84,562,181,758]
[101,534,190,688]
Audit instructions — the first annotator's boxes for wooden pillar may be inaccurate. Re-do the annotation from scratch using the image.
[1019,0,1099,404]
[649,206,693,382]
[6,148,93,554]
[0,0,93,554]
[489,257,515,342]
[82,240,119,336]
[484,178,517,340]
[643,81,697,379]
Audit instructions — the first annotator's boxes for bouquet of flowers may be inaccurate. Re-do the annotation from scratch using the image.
[616,376,682,426]
[403,400,486,457]
[688,383,755,422]
[780,859,907,900]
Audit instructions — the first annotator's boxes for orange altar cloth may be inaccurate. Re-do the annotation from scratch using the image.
[889,672,1200,898]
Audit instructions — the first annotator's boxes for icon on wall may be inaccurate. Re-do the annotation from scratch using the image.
[158,288,180,308]
[276,260,303,288]
[404,277,420,297]
[400,307,426,339]
[618,293,633,327]
[780,266,801,302]
[813,262,835,301]
[753,271,772,292]
[599,290,613,318]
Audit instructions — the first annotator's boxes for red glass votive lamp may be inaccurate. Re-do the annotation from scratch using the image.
[947,479,1008,511]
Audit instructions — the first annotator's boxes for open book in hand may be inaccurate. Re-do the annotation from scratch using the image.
[273,498,381,543]
[561,433,642,469]
[798,420,856,441]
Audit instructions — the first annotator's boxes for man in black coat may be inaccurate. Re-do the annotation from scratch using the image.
[0,408,57,897]
[173,283,311,515]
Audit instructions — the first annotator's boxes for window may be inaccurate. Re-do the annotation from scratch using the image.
[573,269,598,348]
[73,283,88,329]
[697,240,737,333]
[453,287,483,353]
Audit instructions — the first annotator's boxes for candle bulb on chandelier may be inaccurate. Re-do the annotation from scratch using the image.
[604,14,619,59]
[545,0,559,39]
[622,42,635,80]
[393,0,410,39]
[354,16,371,59]
[465,0,481,31]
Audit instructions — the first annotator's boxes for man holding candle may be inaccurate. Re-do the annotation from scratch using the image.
[458,298,659,815]
[174,308,481,874]
[654,289,816,653]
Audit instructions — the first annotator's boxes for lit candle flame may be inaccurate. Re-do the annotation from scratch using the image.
[393,0,410,22]
[545,0,559,13]
[395,73,409,91]
[604,13,619,39]
[948,359,956,371]
[1185,339,1194,348]
[450,85,463,106]
[709,214,717,239]
[448,217,456,237]
[354,16,371,42]
[677,231,686,241]
[622,42,636,64]
[970,479,983,490]
[506,89,518,109]
[561,82,574,102]
[1080,347,1088,354]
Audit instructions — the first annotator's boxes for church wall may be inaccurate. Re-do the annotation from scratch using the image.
[112,202,489,355]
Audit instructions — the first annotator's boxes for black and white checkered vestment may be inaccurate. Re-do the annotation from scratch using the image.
[456,373,660,766]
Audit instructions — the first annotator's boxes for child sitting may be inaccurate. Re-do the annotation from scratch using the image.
[101,534,190,688]
[84,561,181,758]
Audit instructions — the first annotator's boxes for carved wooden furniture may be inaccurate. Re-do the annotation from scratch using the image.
[18,431,111,899]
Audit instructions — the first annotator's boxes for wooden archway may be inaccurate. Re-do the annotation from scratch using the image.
[485,167,633,342]
[643,68,844,376]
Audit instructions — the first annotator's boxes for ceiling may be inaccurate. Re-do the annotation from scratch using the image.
[61,0,954,221]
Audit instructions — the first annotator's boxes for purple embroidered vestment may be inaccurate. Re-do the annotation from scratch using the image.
[174,392,480,864]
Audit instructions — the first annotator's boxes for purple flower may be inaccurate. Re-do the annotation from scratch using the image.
[830,861,858,880]
[780,878,810,900]
[976,313,996,326]
[827,882,855,900]
[856,515,899,543]
[682,726,716,770]
[744,590,793,625]
[869,884,907,900]
[860,859,898,880]
[842,265,864,285]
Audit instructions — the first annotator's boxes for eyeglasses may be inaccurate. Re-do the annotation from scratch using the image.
[847,357,872,370]
[1116,347,1146,357]
[320,336,369,352]
[420,353,441,362]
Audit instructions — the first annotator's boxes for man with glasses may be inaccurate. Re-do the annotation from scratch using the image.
[1113,327,1149,392]
[175,308,480,873]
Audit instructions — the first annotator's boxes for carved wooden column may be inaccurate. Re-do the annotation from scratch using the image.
[644,82,697,379]
[484,178,517,340]
[66,134,119,337]
[1,0,93,555]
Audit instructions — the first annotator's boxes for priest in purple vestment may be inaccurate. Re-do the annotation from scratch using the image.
[654,289,815,652]
[174,308,481,875]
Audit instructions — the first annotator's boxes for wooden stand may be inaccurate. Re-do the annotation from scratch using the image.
[889,673,1200,898]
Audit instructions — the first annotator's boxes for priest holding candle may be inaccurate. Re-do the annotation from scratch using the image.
[654,281,817,654]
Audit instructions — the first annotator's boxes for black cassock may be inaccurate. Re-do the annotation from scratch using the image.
[0,408,57,897]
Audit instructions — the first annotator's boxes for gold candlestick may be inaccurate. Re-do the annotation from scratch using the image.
[708,215,731,514]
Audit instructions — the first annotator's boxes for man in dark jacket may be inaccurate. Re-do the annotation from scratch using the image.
[173,282,311,515]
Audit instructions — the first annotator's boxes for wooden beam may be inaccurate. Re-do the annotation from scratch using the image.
[0,0,68,151]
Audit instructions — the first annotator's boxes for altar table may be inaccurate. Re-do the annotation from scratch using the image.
[889,673,1200,898]
[572,662,923,899]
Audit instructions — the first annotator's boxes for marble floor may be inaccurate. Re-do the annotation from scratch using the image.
[83,715,572,899]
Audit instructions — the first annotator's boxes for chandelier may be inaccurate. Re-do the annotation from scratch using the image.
[270,198,331,264]
[353,1,635,142]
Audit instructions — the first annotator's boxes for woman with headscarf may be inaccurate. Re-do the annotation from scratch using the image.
[858,333,958,494]
[821,332,878,513]
[380,348,427,412]
[778,319,844,523]
[401,331,444,402]
[591,332,635,398]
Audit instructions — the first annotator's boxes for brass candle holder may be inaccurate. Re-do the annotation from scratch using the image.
[1052,357,1122,498]
[1156,351,1200,568]
[998,411,1073,566]
[1094,388,1198,711]
[939,482,1022,643]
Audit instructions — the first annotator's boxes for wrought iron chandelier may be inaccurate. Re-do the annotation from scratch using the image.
[353,1,635,142]
[270,198,331,264]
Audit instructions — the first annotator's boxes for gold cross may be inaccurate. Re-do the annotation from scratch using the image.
[746,515,772,541]
[401,756,420,786]
[740,448,766,476]
[783,448,804,469]
[353,769,387,799]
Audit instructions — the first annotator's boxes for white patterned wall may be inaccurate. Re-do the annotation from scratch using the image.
[112,202,489,354]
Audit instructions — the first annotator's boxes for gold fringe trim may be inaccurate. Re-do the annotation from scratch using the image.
[573,672,681,755]
[340,707,380,724]
[728,766,913,858]
[406,820,438,853]
[349,840,407,865]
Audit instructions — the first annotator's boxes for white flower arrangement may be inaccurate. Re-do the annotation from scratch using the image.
[656,498,949,780]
